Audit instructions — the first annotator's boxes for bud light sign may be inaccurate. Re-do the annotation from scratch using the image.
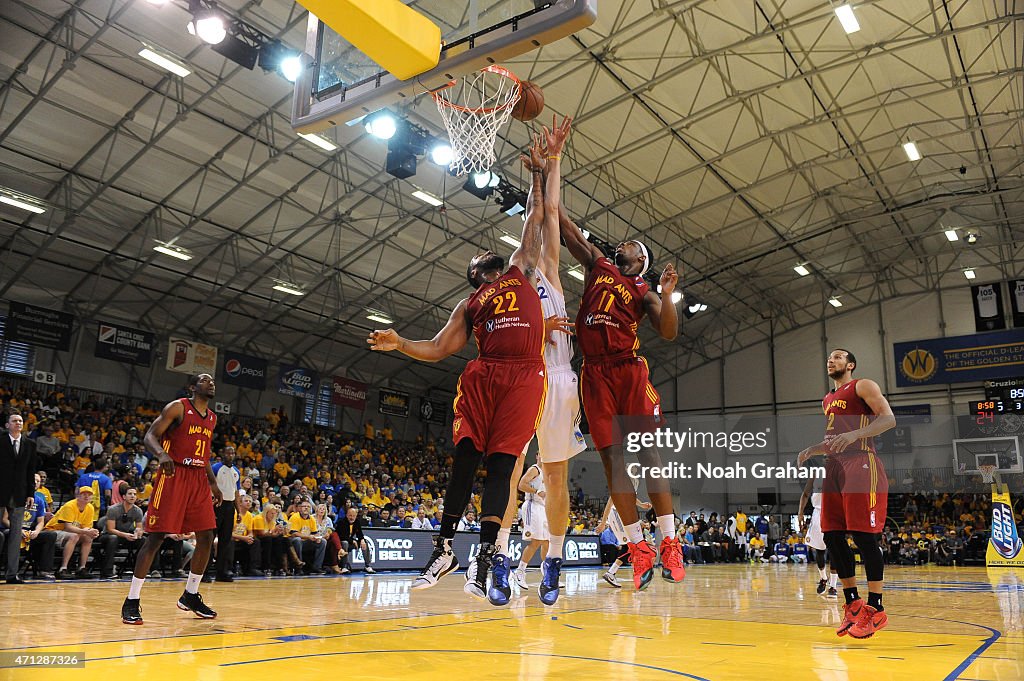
[277,364,317,398]
[990,501,1022,560]
[220,351,267,389]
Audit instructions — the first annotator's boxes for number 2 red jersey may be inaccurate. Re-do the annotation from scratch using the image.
[162,397,217,467]
[822,379,876,453]
[466,265,544,361]
[576,257,650,359]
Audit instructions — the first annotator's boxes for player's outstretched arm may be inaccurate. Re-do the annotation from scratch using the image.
[643,264,680,341]
[557,202,602,271]
[367,299,471,362]
[540,115,572,285]
[510,136,546,281]
[144,399,184,477]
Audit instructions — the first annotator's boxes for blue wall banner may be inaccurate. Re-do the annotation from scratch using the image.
[94,320,154,366]
[277,364,317,397]
[894,329,1024,387]
[221,351,268,390]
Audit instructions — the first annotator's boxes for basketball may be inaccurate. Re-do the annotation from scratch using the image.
[511,81,544,121]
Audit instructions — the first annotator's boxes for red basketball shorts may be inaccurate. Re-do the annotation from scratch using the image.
[821,451,888,533]
[146,465,217,534]
[581,355,662,451]
[452,357,546,456]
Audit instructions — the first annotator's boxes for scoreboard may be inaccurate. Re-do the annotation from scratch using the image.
[970,378,1024,415]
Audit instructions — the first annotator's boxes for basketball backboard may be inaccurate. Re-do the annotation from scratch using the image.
[953,436,1023,474]
[291,0,597,133]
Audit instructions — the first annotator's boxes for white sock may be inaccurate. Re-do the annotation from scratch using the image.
[828,572,839,588]
[817,566,828,580]
[625,521,644,544]
[185,572,202,594]
[608,559,622,575]
[517,560,528,571]
[496,528,511,555]
[656,515,675,542]
[547,535,565,559]
[128,576,145,600]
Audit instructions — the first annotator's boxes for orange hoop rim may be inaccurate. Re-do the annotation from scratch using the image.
[430,65,522,114]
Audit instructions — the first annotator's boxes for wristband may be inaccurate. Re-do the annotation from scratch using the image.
[547,155,561,160]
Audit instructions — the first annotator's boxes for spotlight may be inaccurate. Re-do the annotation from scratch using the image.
[187,12,226,44]
[259,40,302,81]
[429,140,454,166]
[966,232,978,244]
[364,110,397,140]
[473,171,500,190]
[280,55,302,82]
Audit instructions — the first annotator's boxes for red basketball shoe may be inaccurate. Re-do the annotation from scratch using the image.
[658,537,686,582]
[836,598,864,637]
[627,541,656,591]
[848,605,888,639]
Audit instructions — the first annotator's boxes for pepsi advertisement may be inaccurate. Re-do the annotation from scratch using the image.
[278,364,317,398]
[220,351,268,390]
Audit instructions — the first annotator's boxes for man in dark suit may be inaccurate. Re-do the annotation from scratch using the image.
[2,412,38,584]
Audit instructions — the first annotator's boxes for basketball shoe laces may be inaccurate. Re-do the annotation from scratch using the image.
[660,538,684,572]
[628,541,655,574]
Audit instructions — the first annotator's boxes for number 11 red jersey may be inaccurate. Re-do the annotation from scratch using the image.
[576,257,649,359]
[162,397,217,467]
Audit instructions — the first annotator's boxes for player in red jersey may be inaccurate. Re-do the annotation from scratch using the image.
[121,373,222,625]
[557,209,686,591]
[798,349,895,639]
[368,119,572,606]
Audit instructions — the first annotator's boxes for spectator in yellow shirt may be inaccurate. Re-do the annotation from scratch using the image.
[232,495,261,576]
[364,421,375,440]
[46,487,100,580]
[749,535,766,562]
[288,501,326,573]
[72,452,91,474]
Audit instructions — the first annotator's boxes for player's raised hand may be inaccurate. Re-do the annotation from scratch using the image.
[521,133,545,172]
[659,263,678,294]
[542,114,572,156]
[544,314,574,345]
[367,329,400,352]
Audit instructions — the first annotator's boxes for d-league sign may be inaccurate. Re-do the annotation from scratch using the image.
[4,301,74,351]
[221,351,267,390]
[94,320,154,366]
[166,338,218,375]
[894,328,1024,387]
[349,529,601,570]
[331,376,368,409]
[379,388,410,417]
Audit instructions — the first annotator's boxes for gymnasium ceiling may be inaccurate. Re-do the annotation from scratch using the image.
[1,0,1022,396]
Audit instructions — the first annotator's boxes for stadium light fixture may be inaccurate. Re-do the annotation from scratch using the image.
[366,311,393,325]
[944,229,959,242]
[903,141,922,162]
[963,269,976,280]
[0,193,46,214]
[272,280,304,296]
[793,263,810,276]
[828,297,843,308]
[298,132,337,152]
[411,190,443,207]
[153,242,193,261]
[138,44,190,77]
[834,4,860,34]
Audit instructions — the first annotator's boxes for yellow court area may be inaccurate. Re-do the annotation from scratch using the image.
[2,565,1021,681]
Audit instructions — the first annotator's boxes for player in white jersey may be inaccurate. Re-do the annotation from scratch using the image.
[471,122,583,607]
[596,494,651,588]
[799,456,838,599]
[514,462,549,587]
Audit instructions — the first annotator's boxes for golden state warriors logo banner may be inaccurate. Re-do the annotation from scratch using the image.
[894,329,1024,387]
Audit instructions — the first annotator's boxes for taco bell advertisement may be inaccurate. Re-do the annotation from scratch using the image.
[220,351,268,390]
[277,364,317,398]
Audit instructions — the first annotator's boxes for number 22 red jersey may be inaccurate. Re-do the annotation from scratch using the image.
[466,265,544,361]
[162,397,217,467]
[822,379,876,453]
[576,257,650,359]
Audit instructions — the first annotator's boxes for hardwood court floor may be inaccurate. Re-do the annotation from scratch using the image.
[1,564,1021,680]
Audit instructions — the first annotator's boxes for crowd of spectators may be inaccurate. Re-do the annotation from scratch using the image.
[0,380,601,580]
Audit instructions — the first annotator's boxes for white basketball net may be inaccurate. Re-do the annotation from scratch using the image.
[979,464,997,484]
[432,65,521,176]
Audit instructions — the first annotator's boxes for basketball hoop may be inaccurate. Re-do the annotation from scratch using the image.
[431,65,521,176]
[979,464,997,485]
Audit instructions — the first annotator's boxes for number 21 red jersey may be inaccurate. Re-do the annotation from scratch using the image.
[162,397,217,467]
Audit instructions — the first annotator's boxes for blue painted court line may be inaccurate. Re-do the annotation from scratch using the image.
[221,648,713,679]
[271,635,321,642]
